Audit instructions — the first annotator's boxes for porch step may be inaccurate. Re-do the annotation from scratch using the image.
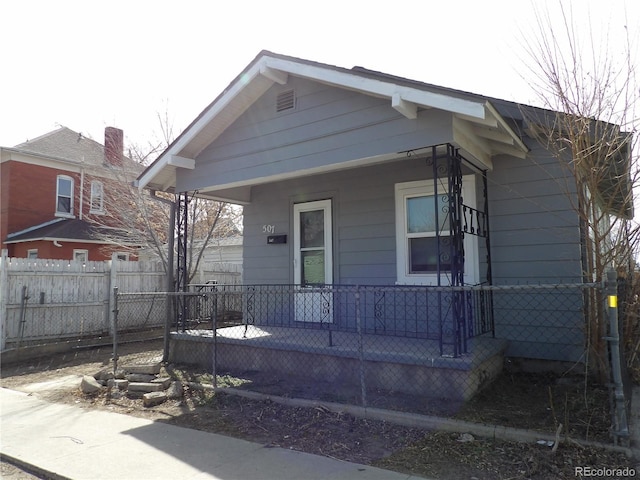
[128,382,165,393]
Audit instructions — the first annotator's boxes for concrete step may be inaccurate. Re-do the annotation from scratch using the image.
[128,382,164,393]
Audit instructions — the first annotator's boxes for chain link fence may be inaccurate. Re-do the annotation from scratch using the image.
[113,279,633,445]
[3,274,632,446]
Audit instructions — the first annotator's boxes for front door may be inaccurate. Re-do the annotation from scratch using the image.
[293,199,333,323]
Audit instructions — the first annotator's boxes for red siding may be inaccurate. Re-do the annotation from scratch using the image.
[2,161,80,236]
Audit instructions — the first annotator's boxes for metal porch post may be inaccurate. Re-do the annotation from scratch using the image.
[447,145,465,357]
[176,192,189,331]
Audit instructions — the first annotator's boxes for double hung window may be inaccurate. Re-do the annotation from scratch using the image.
[90,181,104,214]
[56,175,74,216]
[395,177,478,285]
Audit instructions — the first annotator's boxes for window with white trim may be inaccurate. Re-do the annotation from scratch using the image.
[90,181,104,214]
[56,175,74,216]
[395,177,478,285]
[73,249,88,262]
[115,252,129,261]
[27,249,38,259]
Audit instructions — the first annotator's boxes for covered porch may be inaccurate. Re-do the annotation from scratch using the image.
[170,323,507,401]
[169,282,506,401]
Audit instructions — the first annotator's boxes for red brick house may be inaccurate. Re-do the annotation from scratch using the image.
[1,127,143,261]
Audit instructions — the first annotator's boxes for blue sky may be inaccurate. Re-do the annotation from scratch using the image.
[1,0,638,151]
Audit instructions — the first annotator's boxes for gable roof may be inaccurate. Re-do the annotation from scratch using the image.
[136,50,529,194]
[3,126,141,176]
[4,218,139,245]
[13,127,107,166]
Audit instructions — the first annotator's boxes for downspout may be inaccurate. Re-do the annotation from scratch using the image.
[79,156,85,220]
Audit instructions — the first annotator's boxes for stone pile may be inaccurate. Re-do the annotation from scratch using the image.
[81,363,183,407]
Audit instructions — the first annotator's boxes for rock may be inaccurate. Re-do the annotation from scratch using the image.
[166,381,184,399]
[94,369,114,381]
[125,373,156,383]
[109,389,123,399]
[143,392,167,408]
[123,363,161,375]
[81,375,102,394]
[151,377,172,389]
[128,382,164,393]
[457,433,475,443]
[114,379,129,390]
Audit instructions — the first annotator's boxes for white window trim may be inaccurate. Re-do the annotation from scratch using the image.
[55,175,75,218]
[73,249,88,262]
[27,249,38,259]
[89,180,104,214]
[115,252,130,261]
[395,176,478,286]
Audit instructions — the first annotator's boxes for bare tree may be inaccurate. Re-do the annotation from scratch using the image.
[520,3,640,380]
[86,112,242,282]
[183,196,241,283]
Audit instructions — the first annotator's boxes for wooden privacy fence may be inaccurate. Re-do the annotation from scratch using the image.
[0,250,242,350]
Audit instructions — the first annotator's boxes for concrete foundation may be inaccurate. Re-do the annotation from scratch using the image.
[169,326,507,401]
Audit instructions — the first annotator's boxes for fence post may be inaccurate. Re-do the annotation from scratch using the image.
[104,256,112,333]
[17,285,29,347]
[605,269,629,446]
[112,287,119,375]
[108,253,119,335]
[0,249,8,351]
[355,286,367,409]
[212,290,217,389]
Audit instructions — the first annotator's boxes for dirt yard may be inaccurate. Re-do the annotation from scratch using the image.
[1,342,638,480]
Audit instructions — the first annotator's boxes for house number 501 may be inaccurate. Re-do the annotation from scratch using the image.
[262,225,275,234]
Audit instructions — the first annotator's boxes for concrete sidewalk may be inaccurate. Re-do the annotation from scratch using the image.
[0,388,427,480]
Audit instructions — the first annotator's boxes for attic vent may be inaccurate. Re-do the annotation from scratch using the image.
[276,89,295,112]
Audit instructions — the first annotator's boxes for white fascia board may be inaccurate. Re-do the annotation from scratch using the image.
[137,53,490,191]
[262,56,486,118]
[2,148,83,171]
[137,155,170,191]
[137,60,268,191]
[5,218,65,239]
[171,62,264,154]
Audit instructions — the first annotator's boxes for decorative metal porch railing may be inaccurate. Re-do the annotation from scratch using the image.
[179,283,495,357]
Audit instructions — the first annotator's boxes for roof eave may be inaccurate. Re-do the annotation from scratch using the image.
[137,51,529,192]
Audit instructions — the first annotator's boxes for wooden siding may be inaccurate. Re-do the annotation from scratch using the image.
[195,74,586,364]
[487,143,584,361]
[177,77,453,193]
[488,145,582,283]
[243,156,438,286]
[243,141,586,363]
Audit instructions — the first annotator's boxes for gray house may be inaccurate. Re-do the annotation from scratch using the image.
[137,51,624,392]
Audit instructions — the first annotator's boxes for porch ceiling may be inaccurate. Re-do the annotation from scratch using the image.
[136,51,529,199]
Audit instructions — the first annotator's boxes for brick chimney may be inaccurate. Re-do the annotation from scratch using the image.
[104,127,124,167]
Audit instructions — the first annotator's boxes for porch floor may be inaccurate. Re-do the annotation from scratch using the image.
[178,325,507,370]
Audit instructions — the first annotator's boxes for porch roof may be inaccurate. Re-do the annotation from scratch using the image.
[136,50,529,200]
[4,218,140,246]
